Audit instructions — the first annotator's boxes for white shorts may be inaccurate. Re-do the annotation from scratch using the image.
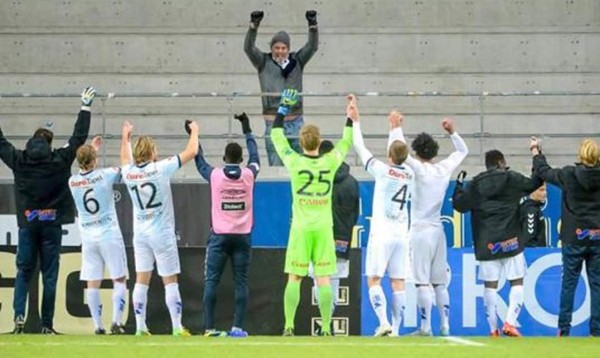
[309,258,349,279]
[411,225,449,285]
[133,235,180,277]
[365,233,409,279]
[478,252,527,282]
[80,239,128,281]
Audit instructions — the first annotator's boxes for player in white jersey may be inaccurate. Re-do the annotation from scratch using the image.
[350,96,414,337]
[69,136,128,335]
[120,120,199,336]
[391,111,468,336]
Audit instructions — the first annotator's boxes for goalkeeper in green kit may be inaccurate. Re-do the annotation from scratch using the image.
[271,89,355,336]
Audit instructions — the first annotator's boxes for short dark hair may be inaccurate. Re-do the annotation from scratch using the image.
[485,149,506,169]
[224,142,243,164]
[319,140,334,155]
[411,132,438,160]
[33,128,53,146]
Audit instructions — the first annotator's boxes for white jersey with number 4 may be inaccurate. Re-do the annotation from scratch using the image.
[122,156,181,240]
[69,167,122,242]
[366,158,414,234]
[353,122,414,236]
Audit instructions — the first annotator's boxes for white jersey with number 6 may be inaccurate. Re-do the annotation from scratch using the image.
[122,156,181,240]
[69,167,122,242]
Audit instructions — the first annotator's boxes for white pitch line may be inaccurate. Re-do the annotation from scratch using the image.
[441,336,487,347]
[0,340,484,348]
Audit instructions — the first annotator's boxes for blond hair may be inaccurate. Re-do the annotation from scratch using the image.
[578,139,600,167]
[389,140,409,165]
[300,124,321,152]
[76,144,96,171]
[133,136,157,164]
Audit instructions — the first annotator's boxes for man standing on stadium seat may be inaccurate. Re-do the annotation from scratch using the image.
[0,87,96,334]
[244,9,318,166]
[453,149,542,337]
[273,89,353,336]
[191,114,260,338]
[311,139,360,335]
[352,102,415,337]
[530,137,600,336]
[392,112,468,336]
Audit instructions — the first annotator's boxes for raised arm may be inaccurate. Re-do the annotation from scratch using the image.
[271,89,301,168]
[0,124,18,170]
[295,10,319,67]
[530,137,562,188]
[437,118,469,173]
[178,120,199,165]
[347,94,372,166]
[244,11,266,71]
[388,110,421,170]
[57,87,95,163]
[183,120,213,182]
[234,112,260,178]
[452,171,472,213]
[120,121,134,166]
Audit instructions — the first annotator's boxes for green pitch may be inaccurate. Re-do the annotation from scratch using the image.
[1,335,599,358]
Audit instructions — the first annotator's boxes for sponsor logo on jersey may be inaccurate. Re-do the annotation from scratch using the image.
[221,202,245,211]
[299,197,329,206]
[487,237,519,255]
[576,228,600,241]
[387,168,413,180]
[24,209,57,222]
[126,169,158,181]
[70,174,104,187]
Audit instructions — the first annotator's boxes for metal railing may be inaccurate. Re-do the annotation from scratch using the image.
[1,90,599,167]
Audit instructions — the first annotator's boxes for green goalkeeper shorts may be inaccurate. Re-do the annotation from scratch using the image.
[284,225,337,277]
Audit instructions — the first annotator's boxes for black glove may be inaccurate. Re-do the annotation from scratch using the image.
[250,11,264,27]
[184,120,192,135]
[234,112,252,134]
[456,170,467,186]
[305,10,317,26]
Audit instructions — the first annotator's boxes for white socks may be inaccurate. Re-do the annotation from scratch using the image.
[416,286,432,332]
[506,285,524,326]
[112,282,127,325]
[369,285,390,327]
[133,283,149,332]
[86,288,103,330]
[391,291,406,334]
[484,287,498,332]
[165,283,183,331]
[434,285,450,330]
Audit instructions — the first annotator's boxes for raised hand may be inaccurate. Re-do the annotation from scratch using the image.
[280,89,299,108]
[388,110,403,128]
[250,11,264,27]
[122,120,133,141]
[441,117,455,134]
[346,94,359,122]
[234,112,252,134]
[81,87,96,107]
[530,136,541,154]
[305,10,318,26]
[184,120,199,135]
[91,135,103,152]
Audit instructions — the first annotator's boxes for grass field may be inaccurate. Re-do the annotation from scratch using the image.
[1,335,599,358]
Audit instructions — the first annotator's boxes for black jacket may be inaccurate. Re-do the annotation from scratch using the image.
[0,110,90,227]
[453,167,542,260]
[533,154,600,246]
[331,163,360,259]
[520,198,547,247]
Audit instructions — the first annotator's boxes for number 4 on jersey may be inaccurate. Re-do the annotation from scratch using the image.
[392,185,408,211]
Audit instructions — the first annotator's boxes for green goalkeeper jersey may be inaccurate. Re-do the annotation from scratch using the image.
[271,125,353,229]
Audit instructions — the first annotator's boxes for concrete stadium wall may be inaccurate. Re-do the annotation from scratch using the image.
[0,0,598,179]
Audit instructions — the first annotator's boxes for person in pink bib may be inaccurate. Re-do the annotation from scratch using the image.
[189,113,260,338]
